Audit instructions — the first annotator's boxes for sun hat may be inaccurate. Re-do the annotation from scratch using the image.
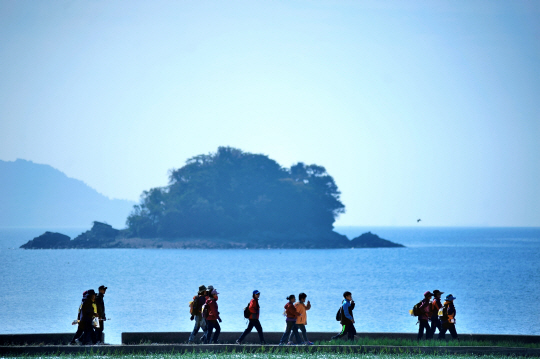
[424,291,433,297]
[211,289,219,295]
[433,290,444,296]
[198,285,207,293]
[253,290,260,295]
[445,294,456,301]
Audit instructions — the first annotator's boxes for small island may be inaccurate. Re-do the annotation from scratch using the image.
[21,147,404,249]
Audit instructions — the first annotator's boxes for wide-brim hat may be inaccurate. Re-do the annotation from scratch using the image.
[253,290,260,295]
[198,285,207,293]
[424,291,433,297]
[99,285,107,290]
[445,294,456,301]
[433,290,444,296]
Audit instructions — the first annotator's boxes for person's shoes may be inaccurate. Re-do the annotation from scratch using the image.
[235,340,242,345]
[187,341,195,345]
[74,339,81,346]
[287,341,295,346]
[279,343,285,346]
[306,341,314,345]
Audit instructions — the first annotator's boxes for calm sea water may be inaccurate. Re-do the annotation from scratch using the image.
[1,226,539,344]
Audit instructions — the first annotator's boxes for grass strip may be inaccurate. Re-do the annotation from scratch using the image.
[320,337,540,348]
[0,352,539,359]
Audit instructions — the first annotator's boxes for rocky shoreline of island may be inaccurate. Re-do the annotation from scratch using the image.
[20,221,405,249]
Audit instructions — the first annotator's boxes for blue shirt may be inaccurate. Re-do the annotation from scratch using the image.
[342,299,353,320]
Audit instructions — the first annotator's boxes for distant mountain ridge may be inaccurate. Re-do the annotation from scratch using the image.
[0,159,135,228]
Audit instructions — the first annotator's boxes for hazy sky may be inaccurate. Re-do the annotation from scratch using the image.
[1,0,539,227]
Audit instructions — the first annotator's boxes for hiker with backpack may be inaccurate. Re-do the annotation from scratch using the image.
[427,290,443,339]
[204,289,221,344]
[188,285,209,344]
[415,291,433,340]
[331,291,356,341]
[438,294,459,340]
[279,294,303,345]
[288,292,313,345]
[236,290,266,345]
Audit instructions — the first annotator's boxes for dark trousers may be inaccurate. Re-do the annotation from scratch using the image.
[438,323,459,340]
[80,320,95,344]
[238,319,265,343]
[417,319,430,340]
[332,323,356,341]
[71,323,84,343]
[427,316,441,339]
[205,320,221,343]
[279,321,302,344]
[95,320,104,343]
[290,324,308,343]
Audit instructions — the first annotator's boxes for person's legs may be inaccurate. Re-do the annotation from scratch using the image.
[81,322,94,345]
[428,317,440,339]
[188,316,202,342]
[279,321,294,344]
[212,321,221,343]
[296,324,308,343]
[71,324,84,344]
[417,319,429,340]
[347,324,356,341]
[448,324,458,340]
[206,320,215,344]
[253,319,265,343]
[438,323,448,340]
[292,323,303,344]
[237,320,255,343]
[331,324,347,340]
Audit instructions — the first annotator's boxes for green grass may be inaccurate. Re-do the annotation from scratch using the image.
[0,353,539,359]
[321,337,540,348]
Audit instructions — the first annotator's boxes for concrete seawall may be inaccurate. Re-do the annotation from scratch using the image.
[1,332,539,346]
[122,331,540,345]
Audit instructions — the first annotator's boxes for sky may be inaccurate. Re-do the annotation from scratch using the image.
[1,0,539,227]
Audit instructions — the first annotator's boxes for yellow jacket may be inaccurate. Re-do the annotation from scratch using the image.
[294,301,311,325]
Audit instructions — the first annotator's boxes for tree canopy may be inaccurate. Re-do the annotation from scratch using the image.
[126,147,345,238]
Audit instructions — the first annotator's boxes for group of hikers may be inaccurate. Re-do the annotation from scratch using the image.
[189,285,359,345]
[414,290,459,340]
[69,285,107,345]
[69,284,458,345]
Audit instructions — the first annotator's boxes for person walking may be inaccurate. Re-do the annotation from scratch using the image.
[204,289,222,344]
[427,290,443,340]
[331,291,356,341]
[95,285,107,344]
[188,285,208,344]
[438,294,459,340]
[236,290,266,345]
[279,294,303,345]
[70,290,88,345]
[291,292,313,345]
[79,289,98,345]
[417,291,433,340]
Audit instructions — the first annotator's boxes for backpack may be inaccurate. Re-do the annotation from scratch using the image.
[191,295,202,316]
[335,307,342,321]
[243,303,251,319]
[412,300,423,317]
[439,306,449,321]
[202,303,209,319]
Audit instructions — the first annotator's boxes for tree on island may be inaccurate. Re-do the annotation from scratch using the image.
[126,147,345,239]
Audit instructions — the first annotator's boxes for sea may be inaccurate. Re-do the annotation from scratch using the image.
[1,226,539,344]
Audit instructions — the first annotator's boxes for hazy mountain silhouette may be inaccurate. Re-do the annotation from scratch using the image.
[0,159,135,228]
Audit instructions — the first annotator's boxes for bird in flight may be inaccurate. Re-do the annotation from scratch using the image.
[417,219,421,223]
